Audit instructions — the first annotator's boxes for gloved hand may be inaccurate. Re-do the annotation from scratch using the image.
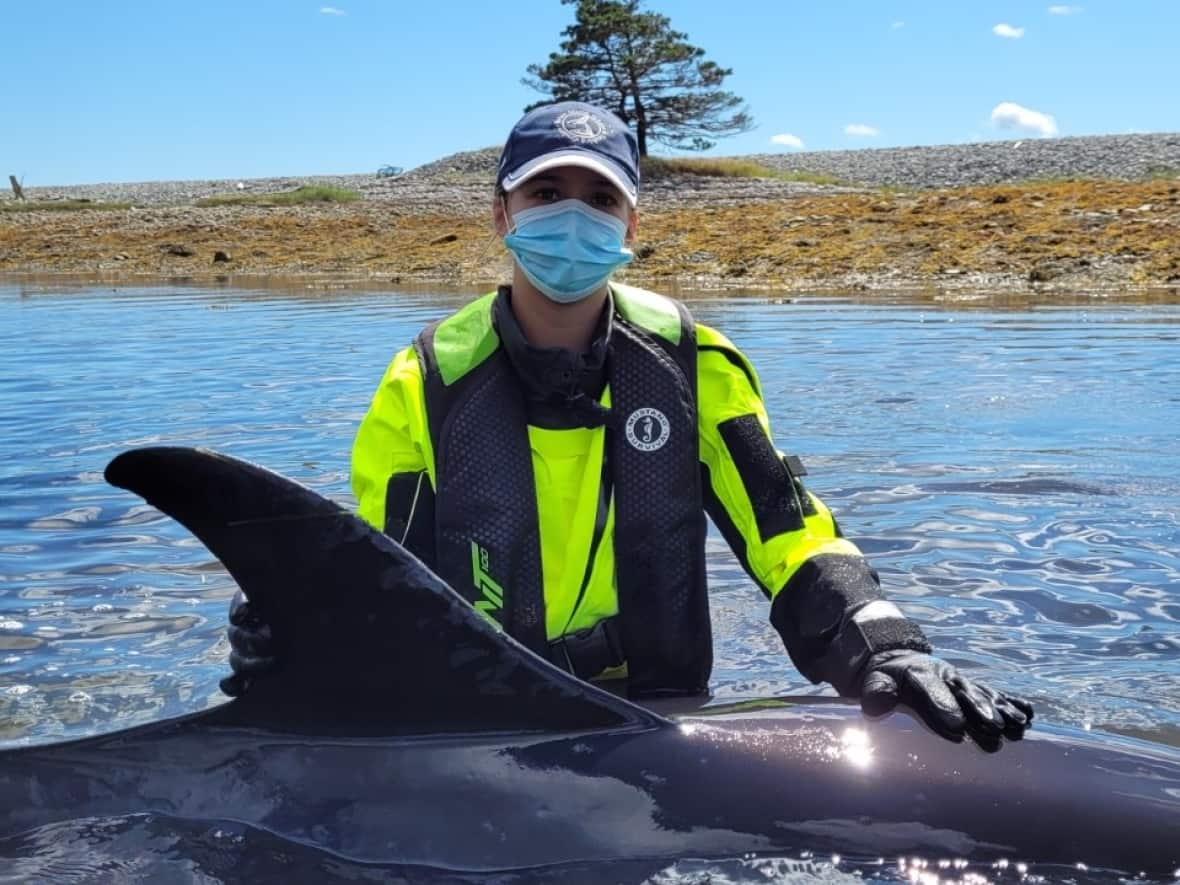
[859,649,1034,751]
[218,589,279,697]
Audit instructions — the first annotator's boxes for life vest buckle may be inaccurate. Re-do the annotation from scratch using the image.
[547,616,625,680]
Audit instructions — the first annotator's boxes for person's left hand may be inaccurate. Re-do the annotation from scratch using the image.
[218,589,279,698]
[858,650,1034,751]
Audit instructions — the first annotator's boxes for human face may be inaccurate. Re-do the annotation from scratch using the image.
[493,164,637,243]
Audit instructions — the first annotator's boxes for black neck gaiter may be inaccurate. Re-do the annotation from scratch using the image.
[493,286,613,430]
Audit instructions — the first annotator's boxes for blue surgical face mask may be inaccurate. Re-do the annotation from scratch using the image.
[503,199,634,304]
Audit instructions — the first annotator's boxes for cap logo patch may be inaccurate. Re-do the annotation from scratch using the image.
[625,407,670,452]
[555,109,609,144]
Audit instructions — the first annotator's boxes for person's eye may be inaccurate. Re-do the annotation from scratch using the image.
[532,187,559,202]
[592,192,619,208]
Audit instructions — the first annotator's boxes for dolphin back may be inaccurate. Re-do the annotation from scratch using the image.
[104,447,657,736]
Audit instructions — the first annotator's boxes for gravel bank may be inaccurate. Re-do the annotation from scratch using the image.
[11,145,855,216]
[751,133,1180,189]
[13,133,1179,211]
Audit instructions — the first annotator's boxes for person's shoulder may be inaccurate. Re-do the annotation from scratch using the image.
[420,290,501,338]
[693,322,761,397]
[417,290,503,385]
[380,343,424,388]
[695,321,742,354]
[611,282,690,341]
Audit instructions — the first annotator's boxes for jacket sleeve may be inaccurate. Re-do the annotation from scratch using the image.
[696,323,931,695]
[350,345,435,539]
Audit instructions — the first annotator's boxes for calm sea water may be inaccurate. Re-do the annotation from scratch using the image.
[1,281,1178,745]
[0,281,1179,881]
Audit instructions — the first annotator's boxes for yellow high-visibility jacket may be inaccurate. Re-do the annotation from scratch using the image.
[351,285,880,687]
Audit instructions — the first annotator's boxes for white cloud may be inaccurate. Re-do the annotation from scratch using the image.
[1048,5,1081,14]
[990,102,1058,137]
[844,124,880,137]
[320,6,346,15]
[993,23,1025,38]
[890,21,904,30]
[770,133,805,149]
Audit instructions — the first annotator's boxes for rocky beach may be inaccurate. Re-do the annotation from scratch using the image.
[2,133,1179,293]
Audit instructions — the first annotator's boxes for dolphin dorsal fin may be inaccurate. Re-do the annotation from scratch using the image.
[105,447,662,736]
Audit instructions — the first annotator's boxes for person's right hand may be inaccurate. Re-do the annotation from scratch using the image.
[859,650,1034,751]
[219,589,279,697]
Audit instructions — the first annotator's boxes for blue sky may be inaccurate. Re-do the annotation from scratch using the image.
[2,1,1177,185]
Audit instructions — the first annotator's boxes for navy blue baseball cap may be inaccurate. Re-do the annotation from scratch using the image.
[496,102,640,206]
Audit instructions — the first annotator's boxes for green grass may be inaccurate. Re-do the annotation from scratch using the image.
[768,168,843,186]
[0,199,131,212]
[641,156,774,179]
[640,156,841,186]
[195,185,361,207]
[1145,166,1180,180]
[1010,175,1102,187]
[1012,172,1180,186]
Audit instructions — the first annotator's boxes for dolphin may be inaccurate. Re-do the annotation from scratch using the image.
[0,447,1177,880]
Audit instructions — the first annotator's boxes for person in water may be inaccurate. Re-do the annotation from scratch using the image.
[223,101,1033,749]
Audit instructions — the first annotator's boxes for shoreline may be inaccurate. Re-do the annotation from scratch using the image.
[8,272,1180,315]
[3,134,1179,295]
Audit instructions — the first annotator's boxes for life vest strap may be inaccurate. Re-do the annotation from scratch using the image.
[547,615,626,680]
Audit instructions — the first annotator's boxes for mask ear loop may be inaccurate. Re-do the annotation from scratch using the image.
[499,193,520,237]
[476,192,514,263]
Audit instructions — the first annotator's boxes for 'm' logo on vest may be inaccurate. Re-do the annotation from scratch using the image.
[625,407,671,452]
[470,541,504,624]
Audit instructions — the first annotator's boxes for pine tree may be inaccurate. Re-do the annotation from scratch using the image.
[525,0,753,156]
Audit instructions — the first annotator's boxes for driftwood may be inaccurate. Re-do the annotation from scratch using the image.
[8,176,23,200]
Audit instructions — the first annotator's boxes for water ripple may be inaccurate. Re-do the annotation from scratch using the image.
[1,285,1178,748]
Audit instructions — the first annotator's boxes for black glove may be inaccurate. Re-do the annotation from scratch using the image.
[859,649,1034,751]
[218,589,279,698]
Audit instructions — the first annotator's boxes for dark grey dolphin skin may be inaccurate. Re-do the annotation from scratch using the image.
[1,447,1178,876]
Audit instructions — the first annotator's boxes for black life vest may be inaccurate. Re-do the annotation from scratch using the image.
[413,284,711,697]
